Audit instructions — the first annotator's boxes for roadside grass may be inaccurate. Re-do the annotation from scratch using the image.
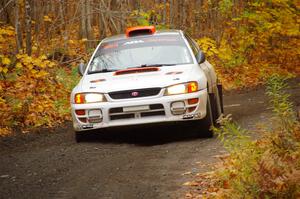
[54,66,80,118]
[185,75,300,198]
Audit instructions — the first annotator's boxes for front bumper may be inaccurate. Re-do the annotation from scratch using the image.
[71,89,208,132]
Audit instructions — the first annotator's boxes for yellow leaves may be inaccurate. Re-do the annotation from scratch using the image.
[43,15,52,22]
[0,66,8,74]
[16,54,56,70]
[0,57,9,73]
[16,62,23,69]
[48,61,56,68]
[30,69,38,74]
[40,54,47,60]
[16,54,25,59]
[0,26,15,37]
[0,35,4,43]
[35,71,49,78]
[2,57,11,65]
[32,58,43,67]
[27,64,33,70]
[2,67,8,74]
[197,37,219,57]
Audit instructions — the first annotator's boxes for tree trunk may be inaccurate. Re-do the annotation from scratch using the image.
[163,0,167,25]
[86,0,94,41]
[25,0,32,56]
[169,0,173,28]
[15,0,22,53]
[59,0,69,50]
[80,0,87,39]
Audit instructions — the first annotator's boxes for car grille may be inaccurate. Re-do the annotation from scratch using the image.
[109,104,165,121]
[108,88,161,100]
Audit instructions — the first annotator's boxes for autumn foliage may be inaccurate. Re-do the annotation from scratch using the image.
[0,25,77,135]
[196,0,299,89]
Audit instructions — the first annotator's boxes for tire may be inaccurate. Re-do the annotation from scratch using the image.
[209,93,218,126]
[210,84,224,126]
[194,96,214,138]
[217,83,224,114]
[75,131,85,143]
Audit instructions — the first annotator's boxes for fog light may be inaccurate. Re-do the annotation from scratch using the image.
[88,117,102,123]
[188,98,199,105]
[171,101,186,115]
[88,109,103,123]
[75,110,85,115]
[88,109,102,117]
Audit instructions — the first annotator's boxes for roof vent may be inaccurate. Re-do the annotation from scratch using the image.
[126,26,156,37]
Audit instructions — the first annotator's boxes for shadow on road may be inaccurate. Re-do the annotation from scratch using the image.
[77,123,212,146]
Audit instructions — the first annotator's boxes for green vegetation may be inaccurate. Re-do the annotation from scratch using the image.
[197,76,300,198]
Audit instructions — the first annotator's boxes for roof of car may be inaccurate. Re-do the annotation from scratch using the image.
[102,29,183,43]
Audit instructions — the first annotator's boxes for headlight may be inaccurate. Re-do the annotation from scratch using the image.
[165,81,198,95]
[74,93,106,104]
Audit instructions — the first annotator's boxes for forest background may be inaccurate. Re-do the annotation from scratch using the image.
[0,0,299,134]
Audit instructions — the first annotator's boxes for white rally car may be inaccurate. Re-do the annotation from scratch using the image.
[71,26,223,142]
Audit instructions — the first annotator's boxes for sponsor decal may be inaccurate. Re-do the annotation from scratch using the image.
[81,124,94,129]
[183,113,201,119]
[123,40,144,45]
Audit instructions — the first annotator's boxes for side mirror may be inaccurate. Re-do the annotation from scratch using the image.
[78,63,86,76]
[196,51,206,64]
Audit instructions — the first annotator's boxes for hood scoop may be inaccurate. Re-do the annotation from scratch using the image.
[114,67,160,76]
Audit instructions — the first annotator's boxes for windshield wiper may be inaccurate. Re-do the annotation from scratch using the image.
[88,69,117,74]
[127,64,176,69]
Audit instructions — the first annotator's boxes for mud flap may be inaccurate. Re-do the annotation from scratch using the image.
[217,83,224,113]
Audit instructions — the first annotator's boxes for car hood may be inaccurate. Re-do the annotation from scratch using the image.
[78,64,203,93]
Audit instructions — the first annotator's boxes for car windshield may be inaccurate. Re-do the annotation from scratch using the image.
[88,34,193,74]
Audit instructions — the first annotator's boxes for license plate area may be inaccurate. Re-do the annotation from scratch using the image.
[88,109,102,117]
[123,105,150,113]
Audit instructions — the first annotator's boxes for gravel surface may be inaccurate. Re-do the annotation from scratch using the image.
[0,78,299,199]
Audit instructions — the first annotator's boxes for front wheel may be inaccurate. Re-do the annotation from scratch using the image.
[75,131,85,143]
[193,96,214,138]
[210,84,224,126]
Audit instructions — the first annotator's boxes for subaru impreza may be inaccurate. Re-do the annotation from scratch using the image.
[71,26,223,142]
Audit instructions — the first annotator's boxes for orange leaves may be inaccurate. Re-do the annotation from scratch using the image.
[0,127,11,137]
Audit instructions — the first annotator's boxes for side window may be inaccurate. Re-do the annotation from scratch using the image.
[184,34,199,57]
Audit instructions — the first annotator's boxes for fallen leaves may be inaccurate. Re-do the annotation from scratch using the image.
[182,171,192,176]
[183,181,200,186]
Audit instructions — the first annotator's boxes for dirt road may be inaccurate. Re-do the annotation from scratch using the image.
[1,78,299,199]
